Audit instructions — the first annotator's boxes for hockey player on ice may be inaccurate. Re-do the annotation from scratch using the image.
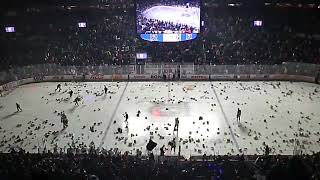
[60,111,68,129]
[74,96,81,106]
[237,108,242,122]
[160,145,165,156]
[68,90,73,98]
[16,102,22,112]
[55,84,62,92]
[104,85,108,94]
[168,138,176,153]
[124,112,129,122]
[123,112,129,132]
[173,117,179,133]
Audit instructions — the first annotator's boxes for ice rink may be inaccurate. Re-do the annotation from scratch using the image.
[0,81,320,157]
[142,6,200,29]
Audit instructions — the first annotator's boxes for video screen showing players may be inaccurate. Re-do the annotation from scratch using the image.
[136,0,201,42]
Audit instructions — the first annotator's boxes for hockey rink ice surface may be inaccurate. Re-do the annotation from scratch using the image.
[142,6,200,29]
[0,81,320,157]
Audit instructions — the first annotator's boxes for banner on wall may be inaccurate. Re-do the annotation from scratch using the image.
[150,75,163,79]
[89,75,104,80]
[51,76,65,81]
[250,74,269,79]
[112,74,127,81]
[33,75,44,81]
[130,74,147,79]
[233,74,250,79]
[18,78,34,85]
[63,75,84,80]
[210,74,234,80]
[189,75,209,80]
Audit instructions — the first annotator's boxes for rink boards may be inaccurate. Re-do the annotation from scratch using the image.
[0,73,317,94]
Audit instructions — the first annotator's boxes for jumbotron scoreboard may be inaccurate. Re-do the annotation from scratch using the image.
[136,0,201,42]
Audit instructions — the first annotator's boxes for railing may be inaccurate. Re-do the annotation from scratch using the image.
[0,63,319,86]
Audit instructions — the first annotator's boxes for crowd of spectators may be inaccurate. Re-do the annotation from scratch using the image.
[1,3,320,70]
[0,7,137,71]
[0,146,246,180]
[137,17,196,34]
[254,153,320,180]
[202,10,320,65]
[44,13,136,66]
[1,146,320,180]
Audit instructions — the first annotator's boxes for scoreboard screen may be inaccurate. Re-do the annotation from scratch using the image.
[136,52,148,59]
[78,22,87,28]
[136,0,201,42]
[5,27,15,33]
[253,20,263,27]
